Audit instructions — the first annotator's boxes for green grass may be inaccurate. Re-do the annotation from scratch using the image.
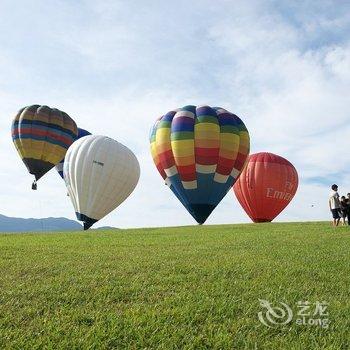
[0,222,349,349]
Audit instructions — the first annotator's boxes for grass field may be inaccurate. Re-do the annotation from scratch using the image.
[0,222,349,349]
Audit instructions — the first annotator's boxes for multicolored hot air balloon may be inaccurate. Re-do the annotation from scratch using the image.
[11,105,78,187]
[56,128,91,178]
[233,152,298,223]
[150,105,250,224]
[64,135,140,230]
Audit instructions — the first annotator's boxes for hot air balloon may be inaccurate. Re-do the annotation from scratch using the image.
[233,152,298,223]
[56,128,91,178]
[150,105,250,224]
[64,135,140,230]
[11,105,78,189]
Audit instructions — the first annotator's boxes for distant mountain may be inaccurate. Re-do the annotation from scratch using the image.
[0,214,82,232]
[94,226,119,230]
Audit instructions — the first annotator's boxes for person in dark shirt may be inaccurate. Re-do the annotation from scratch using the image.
[340,196,348,225]
[347,193,350,226]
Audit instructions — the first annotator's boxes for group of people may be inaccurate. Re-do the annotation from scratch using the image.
[329,184,350,226]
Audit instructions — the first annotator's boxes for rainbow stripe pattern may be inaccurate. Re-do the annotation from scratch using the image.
[150,105,250,224]
[12,105,78,180]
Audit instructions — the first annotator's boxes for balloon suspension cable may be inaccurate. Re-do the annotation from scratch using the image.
[32,180,37,191]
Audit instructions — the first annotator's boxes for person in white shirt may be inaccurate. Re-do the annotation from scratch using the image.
[329,184,341,226]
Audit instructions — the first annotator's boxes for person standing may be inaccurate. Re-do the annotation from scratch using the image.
[340,196,348,225]
[347,193,350,226]
[329,184,341,227]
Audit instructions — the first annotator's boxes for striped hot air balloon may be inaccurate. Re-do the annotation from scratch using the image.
[56,128,91,179]
[11,105,78,187]
[150,105,250,224]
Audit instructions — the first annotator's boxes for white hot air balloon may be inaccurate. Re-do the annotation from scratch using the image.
[63,135,140,230]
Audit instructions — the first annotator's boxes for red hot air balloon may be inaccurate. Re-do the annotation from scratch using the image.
[233,152,298,222]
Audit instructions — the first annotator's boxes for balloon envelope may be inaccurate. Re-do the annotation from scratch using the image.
[56,128,91,178]
[11,105,77,181]
[233,152,298,223]
[64,135,140,230]
[150,105,250,224]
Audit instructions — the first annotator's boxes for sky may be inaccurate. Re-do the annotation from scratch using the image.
[1,0,350,228]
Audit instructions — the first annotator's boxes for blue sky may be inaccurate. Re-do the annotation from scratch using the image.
[1,0,350,227]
